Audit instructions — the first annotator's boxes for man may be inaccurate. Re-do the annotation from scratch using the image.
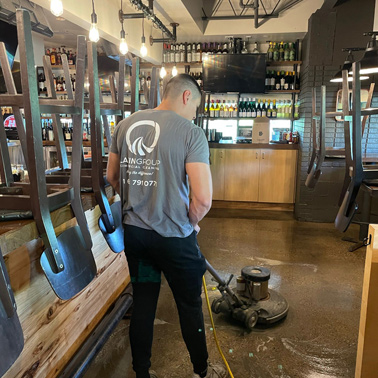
[107,74,227,378]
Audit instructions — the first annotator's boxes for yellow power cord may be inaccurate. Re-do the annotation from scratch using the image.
[203,276,235,378]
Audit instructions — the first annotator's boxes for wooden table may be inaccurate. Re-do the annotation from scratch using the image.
[1,192,129,378]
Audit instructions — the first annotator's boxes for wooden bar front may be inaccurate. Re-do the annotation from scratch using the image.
[0,196,129,378]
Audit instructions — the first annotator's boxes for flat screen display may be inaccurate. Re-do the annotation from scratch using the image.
[203,54,266,93]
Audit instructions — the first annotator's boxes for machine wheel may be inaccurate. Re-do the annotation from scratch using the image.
[211,298,224,314]
[245,310,258,330]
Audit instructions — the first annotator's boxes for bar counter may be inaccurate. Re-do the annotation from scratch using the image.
[208,142,299,150]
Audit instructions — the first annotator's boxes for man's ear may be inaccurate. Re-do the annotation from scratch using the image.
[183,90,191,105]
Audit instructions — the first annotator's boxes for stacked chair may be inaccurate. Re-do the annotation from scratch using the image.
[306,63,378,251]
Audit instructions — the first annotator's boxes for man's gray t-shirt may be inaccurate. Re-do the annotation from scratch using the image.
[111,109,209,238]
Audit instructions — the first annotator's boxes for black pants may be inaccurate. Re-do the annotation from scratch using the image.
[124,225,209,378]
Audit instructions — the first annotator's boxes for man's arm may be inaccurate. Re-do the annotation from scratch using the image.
[106,152,121,194]
[186,162,213,231]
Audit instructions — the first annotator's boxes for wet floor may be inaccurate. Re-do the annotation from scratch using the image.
[83,209,366,378]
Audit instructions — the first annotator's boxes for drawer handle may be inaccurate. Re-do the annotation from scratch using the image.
[256,152,258,159]
[262,152,265,159]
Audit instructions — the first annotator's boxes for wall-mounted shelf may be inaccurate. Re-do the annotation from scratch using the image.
[50,64,76,70]
[266,90,300,94]
[267,61,302,66]
[140,62,202,69]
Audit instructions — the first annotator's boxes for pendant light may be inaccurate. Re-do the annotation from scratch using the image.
[140,17,148,57]
[89,0,100,43]
[159,30,166,78]
[330,49,369,82]
[356,32,378,75]
[172,66,178,76]
[50,0,63,17]
[160,66,167,78]
[119,0,128,55]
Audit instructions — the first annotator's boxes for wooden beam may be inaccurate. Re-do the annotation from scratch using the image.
[355,224,378,377]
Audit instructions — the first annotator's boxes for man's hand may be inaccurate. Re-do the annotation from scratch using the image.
[106,152,121,194]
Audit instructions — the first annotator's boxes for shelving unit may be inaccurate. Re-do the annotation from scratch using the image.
[267,61,302,66]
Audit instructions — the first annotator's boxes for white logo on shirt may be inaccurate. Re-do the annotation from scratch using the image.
[125,120,160,156]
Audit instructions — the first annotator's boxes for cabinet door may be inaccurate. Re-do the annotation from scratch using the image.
[258,149,298,203]
[209,148,225,200]
[224,149,260,202]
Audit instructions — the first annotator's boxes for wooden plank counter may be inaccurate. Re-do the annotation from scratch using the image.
[1,194,129,378]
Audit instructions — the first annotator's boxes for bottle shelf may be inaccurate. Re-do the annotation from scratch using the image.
[266,90,300,94]
[140,62,202,69]
[266,61,302,66]
[50,65,76,70]
[206,116,299,121]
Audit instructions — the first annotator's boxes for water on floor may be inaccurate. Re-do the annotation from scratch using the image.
[83,209,366,378]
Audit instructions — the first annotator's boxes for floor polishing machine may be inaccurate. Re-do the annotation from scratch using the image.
[206,260,289,330]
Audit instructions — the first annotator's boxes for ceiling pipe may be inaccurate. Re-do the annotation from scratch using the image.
[119,0,177,43]
[240,0,259,28]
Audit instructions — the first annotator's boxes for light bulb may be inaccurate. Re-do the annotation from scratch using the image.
[50,0,63,17]
[140,43,148,57]
[172,65,178,77]
[89,23,100,43]
[120,38,128,55]
[160,66,167,78]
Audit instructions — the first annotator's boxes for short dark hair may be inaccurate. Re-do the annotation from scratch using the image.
[163,73,202,100]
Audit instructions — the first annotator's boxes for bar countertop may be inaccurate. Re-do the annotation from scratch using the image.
[208,142,299,150]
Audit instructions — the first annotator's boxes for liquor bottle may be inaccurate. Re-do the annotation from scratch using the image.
[38,72,45,94]
[192,43,197,62]
[284,43,290,61]
[289,42,295,61]
[279,42,285,61]
[170,44,175,63]
[280,71,286,90]
[68,50,74,65]
[246,98,252,117]
[251,99,257,118]
[275,71,281,90]
[273,42,279,61]
[277,100,283,118]
[41,120,47,141]
[210,100,215,117]
[233,101,238,117]
[224,100,230,118]
[50,48,57,65]
[295,71,300,90]
[261,100,267,117]
[175,44,180,63]
[294,100,300,119]
[228,40,234,54]
[272,100,277,118]
[265,70,270,92]
[222,43,229,54]
[267,100,272,118]
[219,100,225,117]
[71,74,76,92]
[197,43,202,62]
[267,42,274,61]
[187,43,192,63]
[57,47,62,65]
[45,48,51,57]
[241,41,248,54]
[242,98,247,117]
[64,124,71,141]
[214,100,220,117]
[48,122,54,141]
[270,70,276,91]
[252,42,260,54]
[256,99,262,117]
[239,99,244,117]
[180,43,185,63]
[284,71,290,90]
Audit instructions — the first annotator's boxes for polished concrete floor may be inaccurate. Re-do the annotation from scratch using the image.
[83,209,366,378]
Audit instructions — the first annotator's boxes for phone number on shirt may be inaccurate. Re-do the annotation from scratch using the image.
[127,179,157,187]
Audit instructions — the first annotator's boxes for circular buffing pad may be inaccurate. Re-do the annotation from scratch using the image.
[241,266,271,282]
